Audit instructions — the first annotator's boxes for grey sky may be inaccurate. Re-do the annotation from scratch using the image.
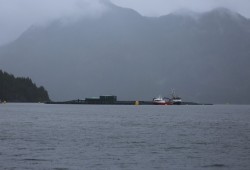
[112,0,250,17]
[0,0,250,46]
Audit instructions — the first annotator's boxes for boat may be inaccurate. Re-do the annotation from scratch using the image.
[171,97,182,105]
[153,96,172,105]
[171,89,182,105]
[153,89,182,105]
[153,96,167,105]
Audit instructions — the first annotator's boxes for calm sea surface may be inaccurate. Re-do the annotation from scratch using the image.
[0,103,250,170]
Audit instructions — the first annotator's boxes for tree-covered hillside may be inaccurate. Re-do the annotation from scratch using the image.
[0,70,50,102]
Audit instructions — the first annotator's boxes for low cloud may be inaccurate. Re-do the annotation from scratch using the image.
[112,0,250,17]
[0,0,107,45]
[0,0,250,46]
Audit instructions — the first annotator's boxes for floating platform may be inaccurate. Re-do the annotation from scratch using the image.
[45,95,212,105]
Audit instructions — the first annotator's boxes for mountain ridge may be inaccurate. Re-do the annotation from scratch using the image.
[0,5,250,104]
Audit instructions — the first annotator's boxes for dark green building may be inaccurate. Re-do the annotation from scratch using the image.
[85,95,117,104]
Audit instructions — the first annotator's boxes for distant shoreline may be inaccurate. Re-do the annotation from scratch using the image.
[45,100,212,106]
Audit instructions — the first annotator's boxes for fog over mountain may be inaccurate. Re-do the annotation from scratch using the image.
[0,2,250,104]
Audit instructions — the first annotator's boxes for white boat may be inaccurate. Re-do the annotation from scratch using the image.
[153,96,166,105]
[153,89,182,105]
[171,97,182,104]
[153,96,173,105]
[171,89,182,105]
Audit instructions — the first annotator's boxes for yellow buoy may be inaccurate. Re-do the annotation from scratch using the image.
[135,101,139,106]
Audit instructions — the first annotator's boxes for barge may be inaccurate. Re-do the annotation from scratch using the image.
[46,95,211,105]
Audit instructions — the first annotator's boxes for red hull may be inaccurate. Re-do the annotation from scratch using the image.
[153,102,173,105]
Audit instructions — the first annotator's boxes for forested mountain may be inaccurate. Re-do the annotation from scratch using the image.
[0,2,250,104]
[0,70,50,102]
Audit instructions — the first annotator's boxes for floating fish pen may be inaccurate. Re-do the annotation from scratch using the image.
[45,95,212,105]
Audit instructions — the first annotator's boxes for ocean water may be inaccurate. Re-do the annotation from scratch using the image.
[0,103,250,170]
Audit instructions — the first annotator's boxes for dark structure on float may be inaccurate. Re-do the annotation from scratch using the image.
[85,95,117,104]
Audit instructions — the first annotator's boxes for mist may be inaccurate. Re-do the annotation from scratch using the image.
[112,0,250,17]
[1,0,250,46]
[0,0,107,46]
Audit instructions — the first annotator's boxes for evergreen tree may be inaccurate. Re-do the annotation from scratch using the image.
[0,70,50,102]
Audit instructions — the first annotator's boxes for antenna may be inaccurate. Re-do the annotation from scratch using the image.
[171,88,176,98]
